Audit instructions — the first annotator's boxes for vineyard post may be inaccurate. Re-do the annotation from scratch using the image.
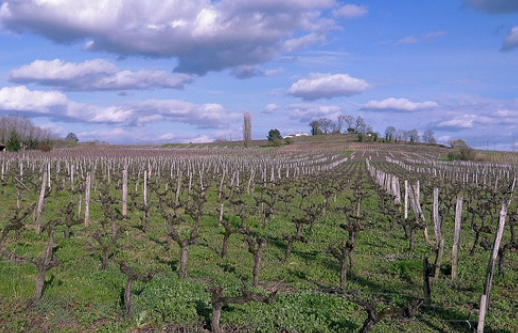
[477,202,508,333]
[35,170,48,235]
[122,167,128,216]
[47,162,51,189]
[404,180,408,219]
[84,172,91,227]
[451,196,463,280]
[70,164,74,193]
[143,170,147,206]
[432,187,443,279]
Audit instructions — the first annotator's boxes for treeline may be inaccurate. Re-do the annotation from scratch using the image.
[309,115,372,136]
[307,115,437,144]
[0,115,53,151]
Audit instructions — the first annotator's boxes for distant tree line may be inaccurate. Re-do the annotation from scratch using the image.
[0,115,53,152]
[306,115,437,145]
[0,115,97,152]
[384,126,436,144]
[309,115,372,136]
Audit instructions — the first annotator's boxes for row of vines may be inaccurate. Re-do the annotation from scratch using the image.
[0,147,517,332]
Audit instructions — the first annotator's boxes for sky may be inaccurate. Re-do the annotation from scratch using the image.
[0,0,517,150]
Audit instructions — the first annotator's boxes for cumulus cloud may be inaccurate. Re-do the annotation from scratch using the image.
[494,109,518,118]
[436,114,495,130]
[8,59,194,90]
[502,26,518,51]
[361,98,438,112]
[263,104,280,114]
[0,86,239,128]
[287,73,370,100]
[436,116,476,129]
[0,0,339,74]
[464,0,518,14]
[332,4,368,19]
[287,103,341,122]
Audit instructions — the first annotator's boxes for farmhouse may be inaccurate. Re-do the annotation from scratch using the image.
[283,132,310,139]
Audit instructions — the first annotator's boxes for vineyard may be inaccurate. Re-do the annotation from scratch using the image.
[0,144,517,332]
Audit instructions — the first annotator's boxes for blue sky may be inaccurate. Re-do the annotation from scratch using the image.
[0,0,517,149]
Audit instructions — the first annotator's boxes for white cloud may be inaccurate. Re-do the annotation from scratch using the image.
[283,33,325,52]
[287,103,341,121]
[263,104,280,114]
[0,85,68,113]
[8,59,194,90]
[287,73,370,100]
[494,109,518,117]
[395,31,447,45]
[437,116,476,129]
[435,114,495,130]
[0,0,339,74]
[362,98,438,111]
[332,4,368,19]
[502,26,518,51]
[0,86,239,128]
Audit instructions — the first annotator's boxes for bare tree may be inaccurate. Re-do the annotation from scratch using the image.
[320,118,334,134]
[340,114,354,133]
[355,116,367,134]
[243,112,252,148]
[385,126,396,142]
[422,129,436,144]
[309,120,322,135]
[408,129,420,143]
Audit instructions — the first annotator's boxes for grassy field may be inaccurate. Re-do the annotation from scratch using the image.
[1,139,517,332]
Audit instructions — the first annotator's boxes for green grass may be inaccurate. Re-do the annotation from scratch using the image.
[0,150,518,332]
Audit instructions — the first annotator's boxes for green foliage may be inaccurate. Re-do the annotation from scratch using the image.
[267,128,282,142]
[283,137,294,145]
[447,139,476,161]
[134,275,209,328]
[6,130,21,152]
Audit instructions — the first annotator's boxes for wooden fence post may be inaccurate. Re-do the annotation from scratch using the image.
[451,196,463,280]
[84,172,91,227]
[122,167,128,216]
[35,170,48,235]
[477,202,508,333]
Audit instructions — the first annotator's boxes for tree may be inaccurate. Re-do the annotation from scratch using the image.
[340,114,355,133]
[385,126,396,142]
[66,132,79,143]
[422,129,436,144]
[318,118,334,134]
[267,129,282,143]
[355,116,367,135]
[408,129,419,143]
[6,130,21,152]
[66,132,79,148]
[449,139,475,160]
[309,120,322,136]
[243,112,252,148]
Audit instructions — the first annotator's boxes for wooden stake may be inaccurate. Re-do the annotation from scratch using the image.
[477,202,508,333]
[35,171,47,235]
[84,172,91,227]
[122,168,128,216]
[451,196,463,280]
